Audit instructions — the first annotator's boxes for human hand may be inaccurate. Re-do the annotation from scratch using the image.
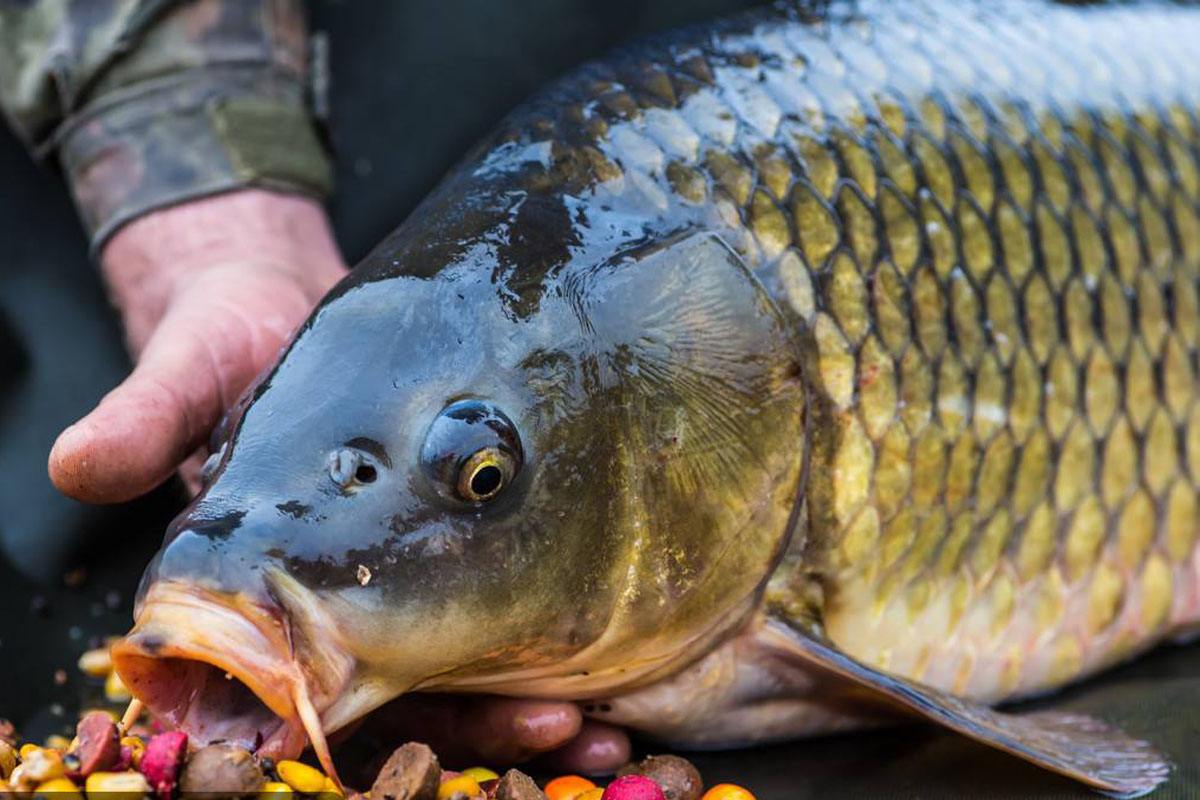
[352,694,631,774]
[48,189,349,503]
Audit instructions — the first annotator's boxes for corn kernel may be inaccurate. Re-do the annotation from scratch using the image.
[20,743,41,759]
[700,785,755,800]
[86,770,151,800]
[32,776,80,799]
[259,781,295,800]
[104,671,132,703]
[438,775,483,800]
[276,760,328,794]
[10,749,65,790]
[76,648,113,678]
[461,767,499,783]
[22,748,64,780]
[545,775,597,800]
[575,790,604,800]
[43,735,71,752]
[120,736,146,768]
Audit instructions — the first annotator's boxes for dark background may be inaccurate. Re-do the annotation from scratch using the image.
[0,2,1195,797]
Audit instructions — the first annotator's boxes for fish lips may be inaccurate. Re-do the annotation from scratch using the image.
[110,580,353,761]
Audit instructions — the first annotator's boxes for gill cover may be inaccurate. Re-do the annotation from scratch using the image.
[460,230,808,695]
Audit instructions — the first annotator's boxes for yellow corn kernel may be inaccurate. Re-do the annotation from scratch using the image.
[120,736,146,768]
[258,781,295,800]
[76,648,113,678]
[43,735,71,752]
[438,775,483,800]
[23,748,63,780]
[20,743,41,759]
[460,767,499,784]
[0,740,16,779]
[33,777,80,799]
[104,671,132,703]
[85,770,151,800]
[276,760,328,794]
[11,748,65,789]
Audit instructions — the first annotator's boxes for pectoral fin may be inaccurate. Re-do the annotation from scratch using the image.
[758,619,1171,798]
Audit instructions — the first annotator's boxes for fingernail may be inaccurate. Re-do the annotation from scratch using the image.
[513,705,581,751]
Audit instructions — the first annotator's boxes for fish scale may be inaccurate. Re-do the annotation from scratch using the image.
[486,0,1200,702]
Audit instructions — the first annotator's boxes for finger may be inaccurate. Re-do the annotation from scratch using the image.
[48,289,282,503]
[473,697,584,761]
[179,448,208,498]
[359,695,582,767]
[532,720,631,776]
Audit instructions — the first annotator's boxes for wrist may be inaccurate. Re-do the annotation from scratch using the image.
[101,189,348,317]
[100,189,348,356]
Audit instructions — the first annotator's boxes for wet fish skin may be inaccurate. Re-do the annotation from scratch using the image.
[371,0,1200,702]
[467,0,1200,702]
[112,0,1200,795]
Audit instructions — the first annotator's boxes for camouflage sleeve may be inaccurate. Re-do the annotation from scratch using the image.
[0,0,333,252]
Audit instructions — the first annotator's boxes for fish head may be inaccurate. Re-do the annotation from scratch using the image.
[111,231,806,759]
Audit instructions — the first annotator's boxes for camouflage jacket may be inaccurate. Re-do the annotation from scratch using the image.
[0,0,332,252]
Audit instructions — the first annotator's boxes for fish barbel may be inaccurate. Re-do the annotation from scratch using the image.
[113,1,1200,796]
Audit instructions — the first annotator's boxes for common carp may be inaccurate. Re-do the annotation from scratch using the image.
[111,0,1200,795]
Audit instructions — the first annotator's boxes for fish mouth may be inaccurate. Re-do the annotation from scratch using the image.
[110,582,351,776]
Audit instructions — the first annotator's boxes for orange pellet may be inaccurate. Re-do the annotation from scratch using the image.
[700,785,755,800]
[545,775,598,800]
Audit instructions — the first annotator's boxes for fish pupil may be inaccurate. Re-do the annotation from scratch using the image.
[355,464,378,484]
[470,464,503,497]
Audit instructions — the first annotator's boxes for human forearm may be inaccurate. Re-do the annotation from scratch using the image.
[0,0,331,251]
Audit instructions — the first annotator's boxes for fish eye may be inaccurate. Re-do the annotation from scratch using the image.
[422,399,523,505]
[457,447,514,502]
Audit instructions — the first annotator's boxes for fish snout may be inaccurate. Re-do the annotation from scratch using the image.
[145,504,293,613]
[111,581,353,763]
[148,508,266,597]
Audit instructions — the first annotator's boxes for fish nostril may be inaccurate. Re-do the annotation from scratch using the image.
[328,448,381,490]
[328,449,362,488]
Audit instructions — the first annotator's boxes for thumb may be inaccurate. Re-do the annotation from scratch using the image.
[48,292,285,503]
